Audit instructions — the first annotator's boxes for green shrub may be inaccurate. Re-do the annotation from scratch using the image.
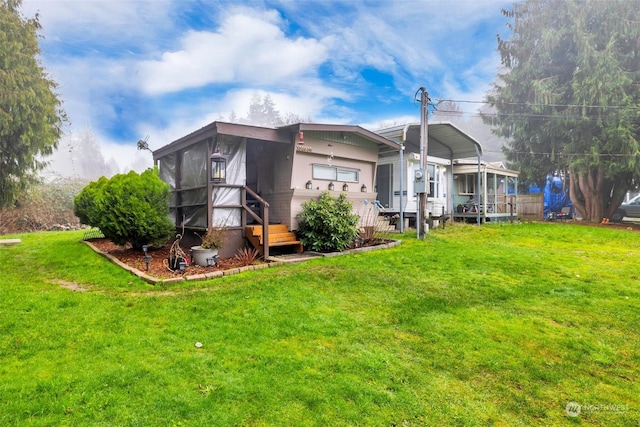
[73,176,107,225]
[74,169,174,249]
[297,191,359,252]
[0,177,90,233]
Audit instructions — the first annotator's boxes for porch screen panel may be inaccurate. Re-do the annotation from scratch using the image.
[181,189,207,206]
[213,135,246,227]
[182,206,207,228]
[158,155,176,189]
[159,154,177,219]
[179,142,207,228]
[180,142,207,188]
[168,207,177,224]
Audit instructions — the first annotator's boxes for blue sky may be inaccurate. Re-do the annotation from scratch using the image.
[22,0,513,173]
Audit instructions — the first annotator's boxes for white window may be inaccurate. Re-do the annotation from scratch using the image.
[458,175,476,195]
[427,164,438,198]
[313,164,359,182]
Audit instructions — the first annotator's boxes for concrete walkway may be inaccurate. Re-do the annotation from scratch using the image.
[0,239,21,246]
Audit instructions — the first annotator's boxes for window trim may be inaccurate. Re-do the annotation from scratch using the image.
[312,164,360,183]
[458,174,476,195]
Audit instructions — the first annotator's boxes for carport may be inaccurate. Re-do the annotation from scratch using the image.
[376,121,484,228]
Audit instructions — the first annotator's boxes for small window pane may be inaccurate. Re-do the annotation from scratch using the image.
[313,165,337,180]
[337,168,358,182]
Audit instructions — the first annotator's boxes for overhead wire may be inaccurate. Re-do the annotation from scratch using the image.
[430,98,640,120]
[426,98,640,159]
[436,98,639,110]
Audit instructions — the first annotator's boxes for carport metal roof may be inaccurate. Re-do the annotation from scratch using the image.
[375,121,483,159]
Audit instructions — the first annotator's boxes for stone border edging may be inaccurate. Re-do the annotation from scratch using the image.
[83,238,401,285]
[307,239,402,258]
[83,240,286,285]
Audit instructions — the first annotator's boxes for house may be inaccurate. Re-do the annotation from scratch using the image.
[152,121,400,258]
[374,122,484,228]
[452,159,519,223]
[375,122,520,227]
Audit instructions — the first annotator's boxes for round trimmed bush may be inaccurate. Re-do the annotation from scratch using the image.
[297,191,359,252]
[74,168,175,249]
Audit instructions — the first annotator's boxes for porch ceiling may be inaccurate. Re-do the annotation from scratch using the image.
[376,122,483,160]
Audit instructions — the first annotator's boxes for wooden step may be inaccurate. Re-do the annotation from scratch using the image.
[245,225,304,254]
[247,224,289,237]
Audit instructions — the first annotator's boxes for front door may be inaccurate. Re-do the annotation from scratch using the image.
[376,164,392,208]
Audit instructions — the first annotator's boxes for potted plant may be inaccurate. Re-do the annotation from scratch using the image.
[191,227,225,266]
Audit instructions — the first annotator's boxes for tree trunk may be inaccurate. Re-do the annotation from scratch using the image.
[604,174,632,219]
[570,168,631,222]
[569,167,604,223]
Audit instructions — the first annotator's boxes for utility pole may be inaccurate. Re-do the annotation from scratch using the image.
[418,87,429,239]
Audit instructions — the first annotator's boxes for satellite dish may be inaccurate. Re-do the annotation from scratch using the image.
[136,135,150,152]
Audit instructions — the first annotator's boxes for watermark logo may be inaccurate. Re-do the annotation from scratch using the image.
[566,401,629,417]
[566,402,581,417]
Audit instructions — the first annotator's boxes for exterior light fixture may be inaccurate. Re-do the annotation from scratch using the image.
[328,182,335,191]
[361,184,367,193]
[305,180,313,189]
[342,183,349,192]
[297,131,304,144]
[205,255,219,272]
[210,151,227,183]
[142,245,151,271]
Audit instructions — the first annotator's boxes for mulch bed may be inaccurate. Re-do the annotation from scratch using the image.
[86,236,397,281]
[87,238,255,280]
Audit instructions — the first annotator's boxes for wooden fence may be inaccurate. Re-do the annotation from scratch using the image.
[517,194,543,218]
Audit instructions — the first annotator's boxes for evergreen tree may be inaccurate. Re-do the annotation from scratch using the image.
[486,0,640,222]
[244,93,283,127]
[0,0,65,207]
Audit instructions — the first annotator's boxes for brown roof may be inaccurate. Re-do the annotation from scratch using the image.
[153,121,401,159]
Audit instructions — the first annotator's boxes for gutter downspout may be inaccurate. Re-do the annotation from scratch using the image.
[476,145,482,226]
[399,123,411,234]
[399,142,405,232]
[449,160,454,222]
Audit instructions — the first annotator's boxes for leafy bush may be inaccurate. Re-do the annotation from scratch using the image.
[73,176,107,225]
[74,169,174,249]
[0,177,88,234]
[297,191,360,252]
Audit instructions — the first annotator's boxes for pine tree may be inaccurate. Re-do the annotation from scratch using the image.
[487,0,640,222]
[0,0,65,207]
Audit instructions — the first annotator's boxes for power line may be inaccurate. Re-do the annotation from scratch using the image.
[436,98,640,110]
[462,146,640,157]
[499,151,640,157]
[433,106,638,121]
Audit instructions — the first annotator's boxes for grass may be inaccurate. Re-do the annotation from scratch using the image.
[0,223,638,426]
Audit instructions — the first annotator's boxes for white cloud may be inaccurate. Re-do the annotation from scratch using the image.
[137,11,329,95]
[23,0,173,44]
[23,0,514,175]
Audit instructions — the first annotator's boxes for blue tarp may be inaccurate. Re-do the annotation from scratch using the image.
[543,175,572,217]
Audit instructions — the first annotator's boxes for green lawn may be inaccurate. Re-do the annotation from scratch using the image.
[0,223,638,426]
